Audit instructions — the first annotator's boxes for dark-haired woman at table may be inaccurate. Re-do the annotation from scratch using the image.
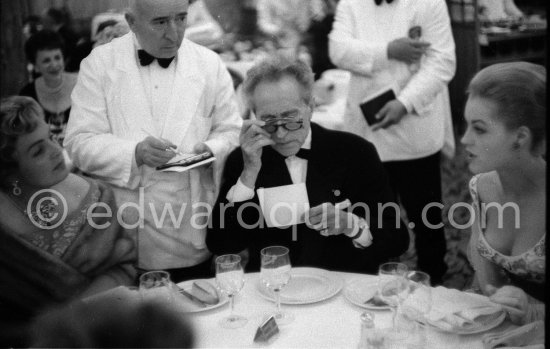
[0,96,136,346]
[462,62,545,324]
[19,30,77,147]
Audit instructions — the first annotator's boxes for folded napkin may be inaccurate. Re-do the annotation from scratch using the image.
[403,286,503,331]
[482,321,544,349]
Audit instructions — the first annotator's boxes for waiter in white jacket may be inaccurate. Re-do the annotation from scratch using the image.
[65,0,242,282]
[329,0,456,284]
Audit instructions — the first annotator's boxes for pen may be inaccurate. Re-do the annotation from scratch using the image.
[141,128,184,156]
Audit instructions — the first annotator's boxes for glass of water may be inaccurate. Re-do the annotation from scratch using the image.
[216,254,247,329]
[377,262,409,329]
[260,246,294,325]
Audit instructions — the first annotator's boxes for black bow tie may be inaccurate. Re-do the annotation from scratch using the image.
[137,49,175,68]
[375,0,394,5]
[294,148,310,160]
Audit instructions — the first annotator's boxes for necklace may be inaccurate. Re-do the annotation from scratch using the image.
[5,191,56,227]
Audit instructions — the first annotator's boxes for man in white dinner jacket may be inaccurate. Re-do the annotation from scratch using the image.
[65,0,242,282]
[329,0,456,285]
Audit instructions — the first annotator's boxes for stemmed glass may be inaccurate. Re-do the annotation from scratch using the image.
[403,271,432,348]
[377,262,409,329]
[139,271,177,304]
[215,254,247,329]
[404,271,432,322]
[260,246,294,325]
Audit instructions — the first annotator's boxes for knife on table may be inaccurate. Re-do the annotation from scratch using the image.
[178,287,207,308]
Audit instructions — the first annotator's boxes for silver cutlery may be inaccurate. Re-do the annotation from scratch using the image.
[178,287,207,308]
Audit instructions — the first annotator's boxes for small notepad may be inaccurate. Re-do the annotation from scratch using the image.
[156,152,215,172]
[257,183,310,228]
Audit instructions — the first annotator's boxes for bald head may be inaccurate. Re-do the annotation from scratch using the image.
[125,0,189,58]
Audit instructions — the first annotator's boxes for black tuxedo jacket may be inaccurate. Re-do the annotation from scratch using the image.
[206,123,409,273]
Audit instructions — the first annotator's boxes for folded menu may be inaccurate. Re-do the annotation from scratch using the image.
[403,286,503,331]
[257,183,310,228]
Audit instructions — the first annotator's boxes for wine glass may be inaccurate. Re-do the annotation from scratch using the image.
[403,271,432,348]
[139,271,177,304]
[377,262,409,329]
[215,254,247,329]
[404,271,432,321]
[260,246,294,325]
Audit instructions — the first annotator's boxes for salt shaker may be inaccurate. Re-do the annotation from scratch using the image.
[357,311,385,349]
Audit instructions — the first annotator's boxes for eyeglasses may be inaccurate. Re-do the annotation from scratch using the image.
[263,121,304,134]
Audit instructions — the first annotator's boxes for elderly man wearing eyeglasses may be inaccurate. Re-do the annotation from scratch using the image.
[206,55,409,274]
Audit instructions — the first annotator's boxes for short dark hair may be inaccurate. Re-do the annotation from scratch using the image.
[242,54,314,111]
[0,96,43,188]
[24,29,65,63]
[467,62,546,150]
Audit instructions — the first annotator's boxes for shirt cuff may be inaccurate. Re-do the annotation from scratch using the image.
[396,95,414,114]
[372,43,390,69]
[346,215,373,249]
[226,177,255,202]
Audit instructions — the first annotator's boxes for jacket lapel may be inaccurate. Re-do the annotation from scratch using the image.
[160,39,205,151]
[114,34,155,137]
[306,124,347,206]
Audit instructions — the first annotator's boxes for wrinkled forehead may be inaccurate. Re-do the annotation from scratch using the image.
[134,0,188,19]
[257,107,304,123]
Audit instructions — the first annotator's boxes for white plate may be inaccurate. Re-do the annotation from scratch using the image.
[425,310,506,335]
[344,278,391,310]
[257,267,343,305]
[176,279,228,313]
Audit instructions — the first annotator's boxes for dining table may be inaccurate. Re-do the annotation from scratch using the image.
[182,269,511,348]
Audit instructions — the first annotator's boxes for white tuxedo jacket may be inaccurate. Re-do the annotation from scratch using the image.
[65,33,242,269]
[329,0,456,161]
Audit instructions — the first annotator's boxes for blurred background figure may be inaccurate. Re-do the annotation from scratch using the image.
[478,0,524,21]
[22,15,44,82]
[306,0,338,79]
[41,6,80,72]
[30,297,194,348]
[256,0,325,57]
[22,15,43,41]
[93,18,131,48]
[19,30,77,147]
[90,11,130,48]
[185,0,226,50]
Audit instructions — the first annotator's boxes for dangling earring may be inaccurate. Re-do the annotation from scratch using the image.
[12,180,22,196]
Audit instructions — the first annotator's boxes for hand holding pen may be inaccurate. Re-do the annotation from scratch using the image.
[135,129,182,168]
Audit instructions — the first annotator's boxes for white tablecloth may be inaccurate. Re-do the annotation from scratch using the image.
[186,271,508,348]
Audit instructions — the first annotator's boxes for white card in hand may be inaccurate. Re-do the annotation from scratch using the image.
[257,183,310,228]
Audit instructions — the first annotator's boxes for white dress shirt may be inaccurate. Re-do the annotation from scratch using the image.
[135,39,176,133]
[227,129,372,248]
